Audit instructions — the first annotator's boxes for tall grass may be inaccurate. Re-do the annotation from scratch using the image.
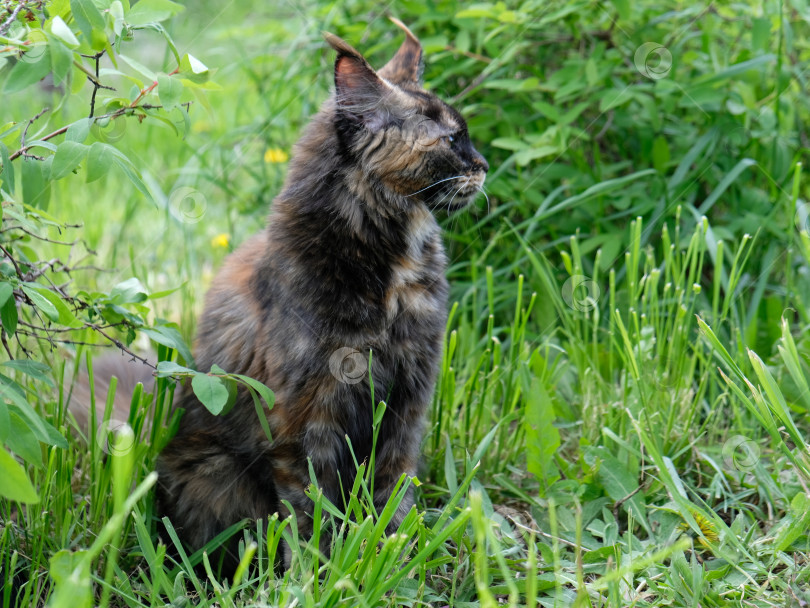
[2,0,810,606]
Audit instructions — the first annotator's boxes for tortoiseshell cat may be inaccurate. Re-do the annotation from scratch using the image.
[156,21,488,566]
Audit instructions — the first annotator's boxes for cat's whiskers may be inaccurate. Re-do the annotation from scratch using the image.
[478,184,490,214]
[430,180,460,211]
[446,177,472,214]
[404,175,467,197]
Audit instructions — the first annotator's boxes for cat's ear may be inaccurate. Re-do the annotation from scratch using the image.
[378,18,423,85]
[324,32,391,126]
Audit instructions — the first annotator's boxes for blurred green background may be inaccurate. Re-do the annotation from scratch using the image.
[3,0,810,605]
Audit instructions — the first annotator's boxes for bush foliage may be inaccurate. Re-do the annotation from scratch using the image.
[1,0,810,606]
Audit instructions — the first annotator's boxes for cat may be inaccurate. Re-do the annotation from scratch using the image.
[155,20,488,570]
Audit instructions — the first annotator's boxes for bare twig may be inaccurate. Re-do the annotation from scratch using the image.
[2,225,81,246]
[130,67,179,107]
[9,105,163,161]
[86,51,108,118]
[0,0,27,37]
[0,243,24,280]
[18,320,123,334]
[13,330,32,358]
[20,107,49,152]
[71,60,113,91]
[613,485,644,523]
[0,330,13,359]
[85,323,158,370]
[443,45,492,64]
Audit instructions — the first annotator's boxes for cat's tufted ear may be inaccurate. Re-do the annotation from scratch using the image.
[324,32,390,126]
[378,18,423,85]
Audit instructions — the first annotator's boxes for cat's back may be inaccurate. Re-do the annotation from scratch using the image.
[194,232,269,376]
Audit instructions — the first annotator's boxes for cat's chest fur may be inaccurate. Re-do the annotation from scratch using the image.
[383,205,448,326]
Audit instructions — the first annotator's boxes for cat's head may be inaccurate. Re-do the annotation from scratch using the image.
[325,21,488,213]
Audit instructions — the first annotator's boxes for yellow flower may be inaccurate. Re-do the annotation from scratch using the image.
[264,148,289,163]
[679,511,719,548]
[211,233,230,249]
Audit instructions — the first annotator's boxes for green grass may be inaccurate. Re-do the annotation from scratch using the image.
[2,0,810,606]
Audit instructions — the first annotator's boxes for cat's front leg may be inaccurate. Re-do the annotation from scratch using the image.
[272,433,338,566]
[370,419,423,533]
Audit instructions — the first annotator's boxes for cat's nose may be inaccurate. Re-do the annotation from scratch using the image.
[471,150,489,173]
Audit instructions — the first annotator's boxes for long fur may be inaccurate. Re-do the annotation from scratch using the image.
[79,24,489,573]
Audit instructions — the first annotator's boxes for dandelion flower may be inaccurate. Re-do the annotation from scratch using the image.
[211,233,230,249]
[264,148,289,163]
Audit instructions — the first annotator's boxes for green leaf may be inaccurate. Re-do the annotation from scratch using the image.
[50,15,80,47]
[696,158,756,215]
[110,1,125,35]
[155,360,197,377]
[0,403,8,441]
[70,0,106,42]
[590,446,650,533]
[0,283,17,336]
[747,348,806,449]
[774,492,810,551]
[0,445,39,503]
[110,277,148,304]
[245,385,273,442]
[21,283,79,326]
[232,374,275,410]
[141,326,194,367]
[456,5,496,19]
[49,37,74,86]
[119,54,157,81]
[51,141,88,180]
[157,72,183,111]
[599,87,634,112]
[21,285,59,322]
[0,375,67,449]
[0,283,13,308]
[652,135,670,173]
[109,154,152,201]
[0,142,14,193]
[6,411,44,468]
[126,0,185,25]
[191,373,229,415]
[4,48,52,94]
[609,0,630,20]
[21,158,51,209]
[523,354,560,493]
[695,54,775,86]
[491,137,528,151]
[2,360,54,388]
[177,53,209,84]
[484,77,539,92]
[48,549,92,608]
[86,142,112,182]
[444,435,458,494]
[66,118,93,144]
[515,146,560,166]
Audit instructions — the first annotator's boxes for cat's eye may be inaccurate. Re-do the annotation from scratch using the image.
[443,134,455,145]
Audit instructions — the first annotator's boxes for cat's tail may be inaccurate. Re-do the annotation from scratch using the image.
[68,353,158,431]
